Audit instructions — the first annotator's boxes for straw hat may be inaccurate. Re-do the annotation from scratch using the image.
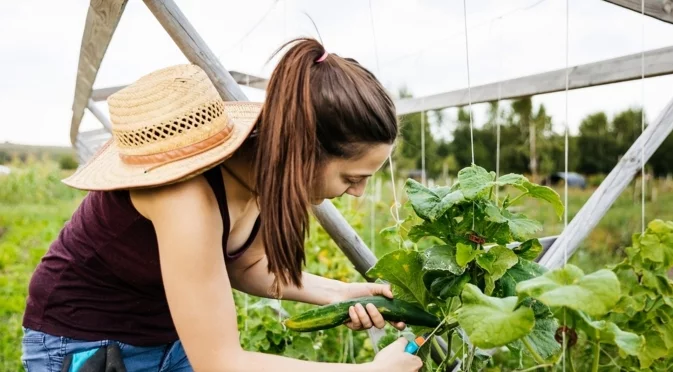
[63,64,261,191]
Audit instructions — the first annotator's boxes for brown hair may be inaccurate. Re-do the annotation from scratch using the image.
[251,38,397,297]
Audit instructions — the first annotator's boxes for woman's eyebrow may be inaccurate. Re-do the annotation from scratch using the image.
[343,173,371,178]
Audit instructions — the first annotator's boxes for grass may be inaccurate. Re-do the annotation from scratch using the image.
[0,162,84,370]
[1,162,672,370]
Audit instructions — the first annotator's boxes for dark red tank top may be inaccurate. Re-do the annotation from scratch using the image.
[22,166,260,346]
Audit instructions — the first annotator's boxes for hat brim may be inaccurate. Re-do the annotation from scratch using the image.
[63,102,261,191]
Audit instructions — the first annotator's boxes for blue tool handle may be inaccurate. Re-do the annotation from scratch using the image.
[404,340,419,354]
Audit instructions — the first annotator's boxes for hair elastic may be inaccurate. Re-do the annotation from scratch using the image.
[316,51,329,63]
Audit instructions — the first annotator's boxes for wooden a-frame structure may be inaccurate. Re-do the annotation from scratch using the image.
[69,0,673,365]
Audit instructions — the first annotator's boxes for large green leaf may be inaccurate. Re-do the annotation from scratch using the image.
[502,210,543,241]
[457,164,494,199]
[423,271,471,300]
[511,180,564,219]
[484,203,508,223]
[456,242,480,267]
[516,264,621,316]
[638,331,669,368]
[494,259,548,298]
[407,215,452,244]
[366,249,428,306]
[486,207,542,241]
[476,246,518,295]
[495,173,527,187]
[422,245,465,275]
[641,270,673,297]
[561,309,643,356]
[508,317,561,361]
[639,220,673,269]
[513,239,543,260]
[456,284,535,349]
[404,179,465,221]
[483,221,514,245]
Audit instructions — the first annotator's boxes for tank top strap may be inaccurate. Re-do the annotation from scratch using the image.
[202,165,260,261]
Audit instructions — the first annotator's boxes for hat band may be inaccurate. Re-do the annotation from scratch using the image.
[119,125,234,169]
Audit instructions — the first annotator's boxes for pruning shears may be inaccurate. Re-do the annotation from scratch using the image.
[404,333,430,354]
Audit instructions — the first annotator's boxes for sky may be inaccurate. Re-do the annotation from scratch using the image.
[1,0,672,147]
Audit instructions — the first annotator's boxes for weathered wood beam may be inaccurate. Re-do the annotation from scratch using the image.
[86,99,112,130]
[90,71,268,102]
[603,0,673,24]
[142,0,247,102]
[70,0,127,146]
[396,45,673,115]
[539,94,673,269]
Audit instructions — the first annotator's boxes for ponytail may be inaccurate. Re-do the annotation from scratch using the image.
[253,38,325,296]
[251,37,397,297]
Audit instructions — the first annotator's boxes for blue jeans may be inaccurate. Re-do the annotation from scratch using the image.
[21,327,193,372]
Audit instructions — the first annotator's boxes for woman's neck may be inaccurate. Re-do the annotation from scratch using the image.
[221,151,257,203]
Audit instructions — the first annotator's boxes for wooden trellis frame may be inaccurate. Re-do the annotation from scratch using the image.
[69,0,673,367]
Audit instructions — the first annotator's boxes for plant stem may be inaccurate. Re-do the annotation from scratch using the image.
[464,345,476,371]
[521,337,546,365]
[432,337,446,361]
[591,342,600,372]
[515,364,554,372]
[507,192,529,206]
[565,341,576,372]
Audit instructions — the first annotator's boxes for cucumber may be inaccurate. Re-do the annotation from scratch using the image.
[283,296,441,332]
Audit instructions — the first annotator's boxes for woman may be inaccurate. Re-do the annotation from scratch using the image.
[21,38,423,372]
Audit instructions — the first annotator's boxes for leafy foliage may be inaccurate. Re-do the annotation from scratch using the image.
[369,164,568,370]
[367,165,673,371]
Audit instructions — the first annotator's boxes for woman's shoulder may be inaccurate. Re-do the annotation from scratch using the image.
[129,172,219,221]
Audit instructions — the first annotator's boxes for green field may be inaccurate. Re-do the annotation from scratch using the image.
[1,162,672,370]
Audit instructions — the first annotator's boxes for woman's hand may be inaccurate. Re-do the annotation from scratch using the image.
[333,282,406,331]
[369,338,423,372]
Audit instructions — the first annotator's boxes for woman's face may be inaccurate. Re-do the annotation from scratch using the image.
[311,143,393,204]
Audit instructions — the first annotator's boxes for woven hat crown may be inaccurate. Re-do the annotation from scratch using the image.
[107,64,233,166]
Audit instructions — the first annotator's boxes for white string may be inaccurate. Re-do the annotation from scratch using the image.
[368,0,401,224]
[563,0,570,266]
[380,0,550,71]
[421,109,427,186]
[462,0,475,165]
[641,0,646,234]
[462,0,473,366]
[493,17,503,201]
[562,1,570,371]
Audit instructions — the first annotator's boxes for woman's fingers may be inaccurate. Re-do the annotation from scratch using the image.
[347,303,406,331]
[348,306,362,329]
[354,303,373,329]
[365,303,387,329]
[389,321,406,330]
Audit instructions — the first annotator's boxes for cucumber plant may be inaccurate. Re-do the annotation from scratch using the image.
[366,164,655,371]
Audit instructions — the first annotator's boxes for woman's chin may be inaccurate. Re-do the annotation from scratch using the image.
[310,198,326,206]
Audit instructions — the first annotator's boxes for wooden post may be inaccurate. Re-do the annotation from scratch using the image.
[395,46,673,115]
[602,0,673,24]
[539,95,673,269]
[70,0,128,145]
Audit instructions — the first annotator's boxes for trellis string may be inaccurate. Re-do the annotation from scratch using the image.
[562,0,570,369]
[462,0,474,366]
[641,0,646,234]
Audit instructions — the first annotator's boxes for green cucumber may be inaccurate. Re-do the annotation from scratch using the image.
[283,296,441,332]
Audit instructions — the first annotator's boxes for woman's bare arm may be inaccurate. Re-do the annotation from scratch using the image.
[132,178,375,372]
[227,242,348,305]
